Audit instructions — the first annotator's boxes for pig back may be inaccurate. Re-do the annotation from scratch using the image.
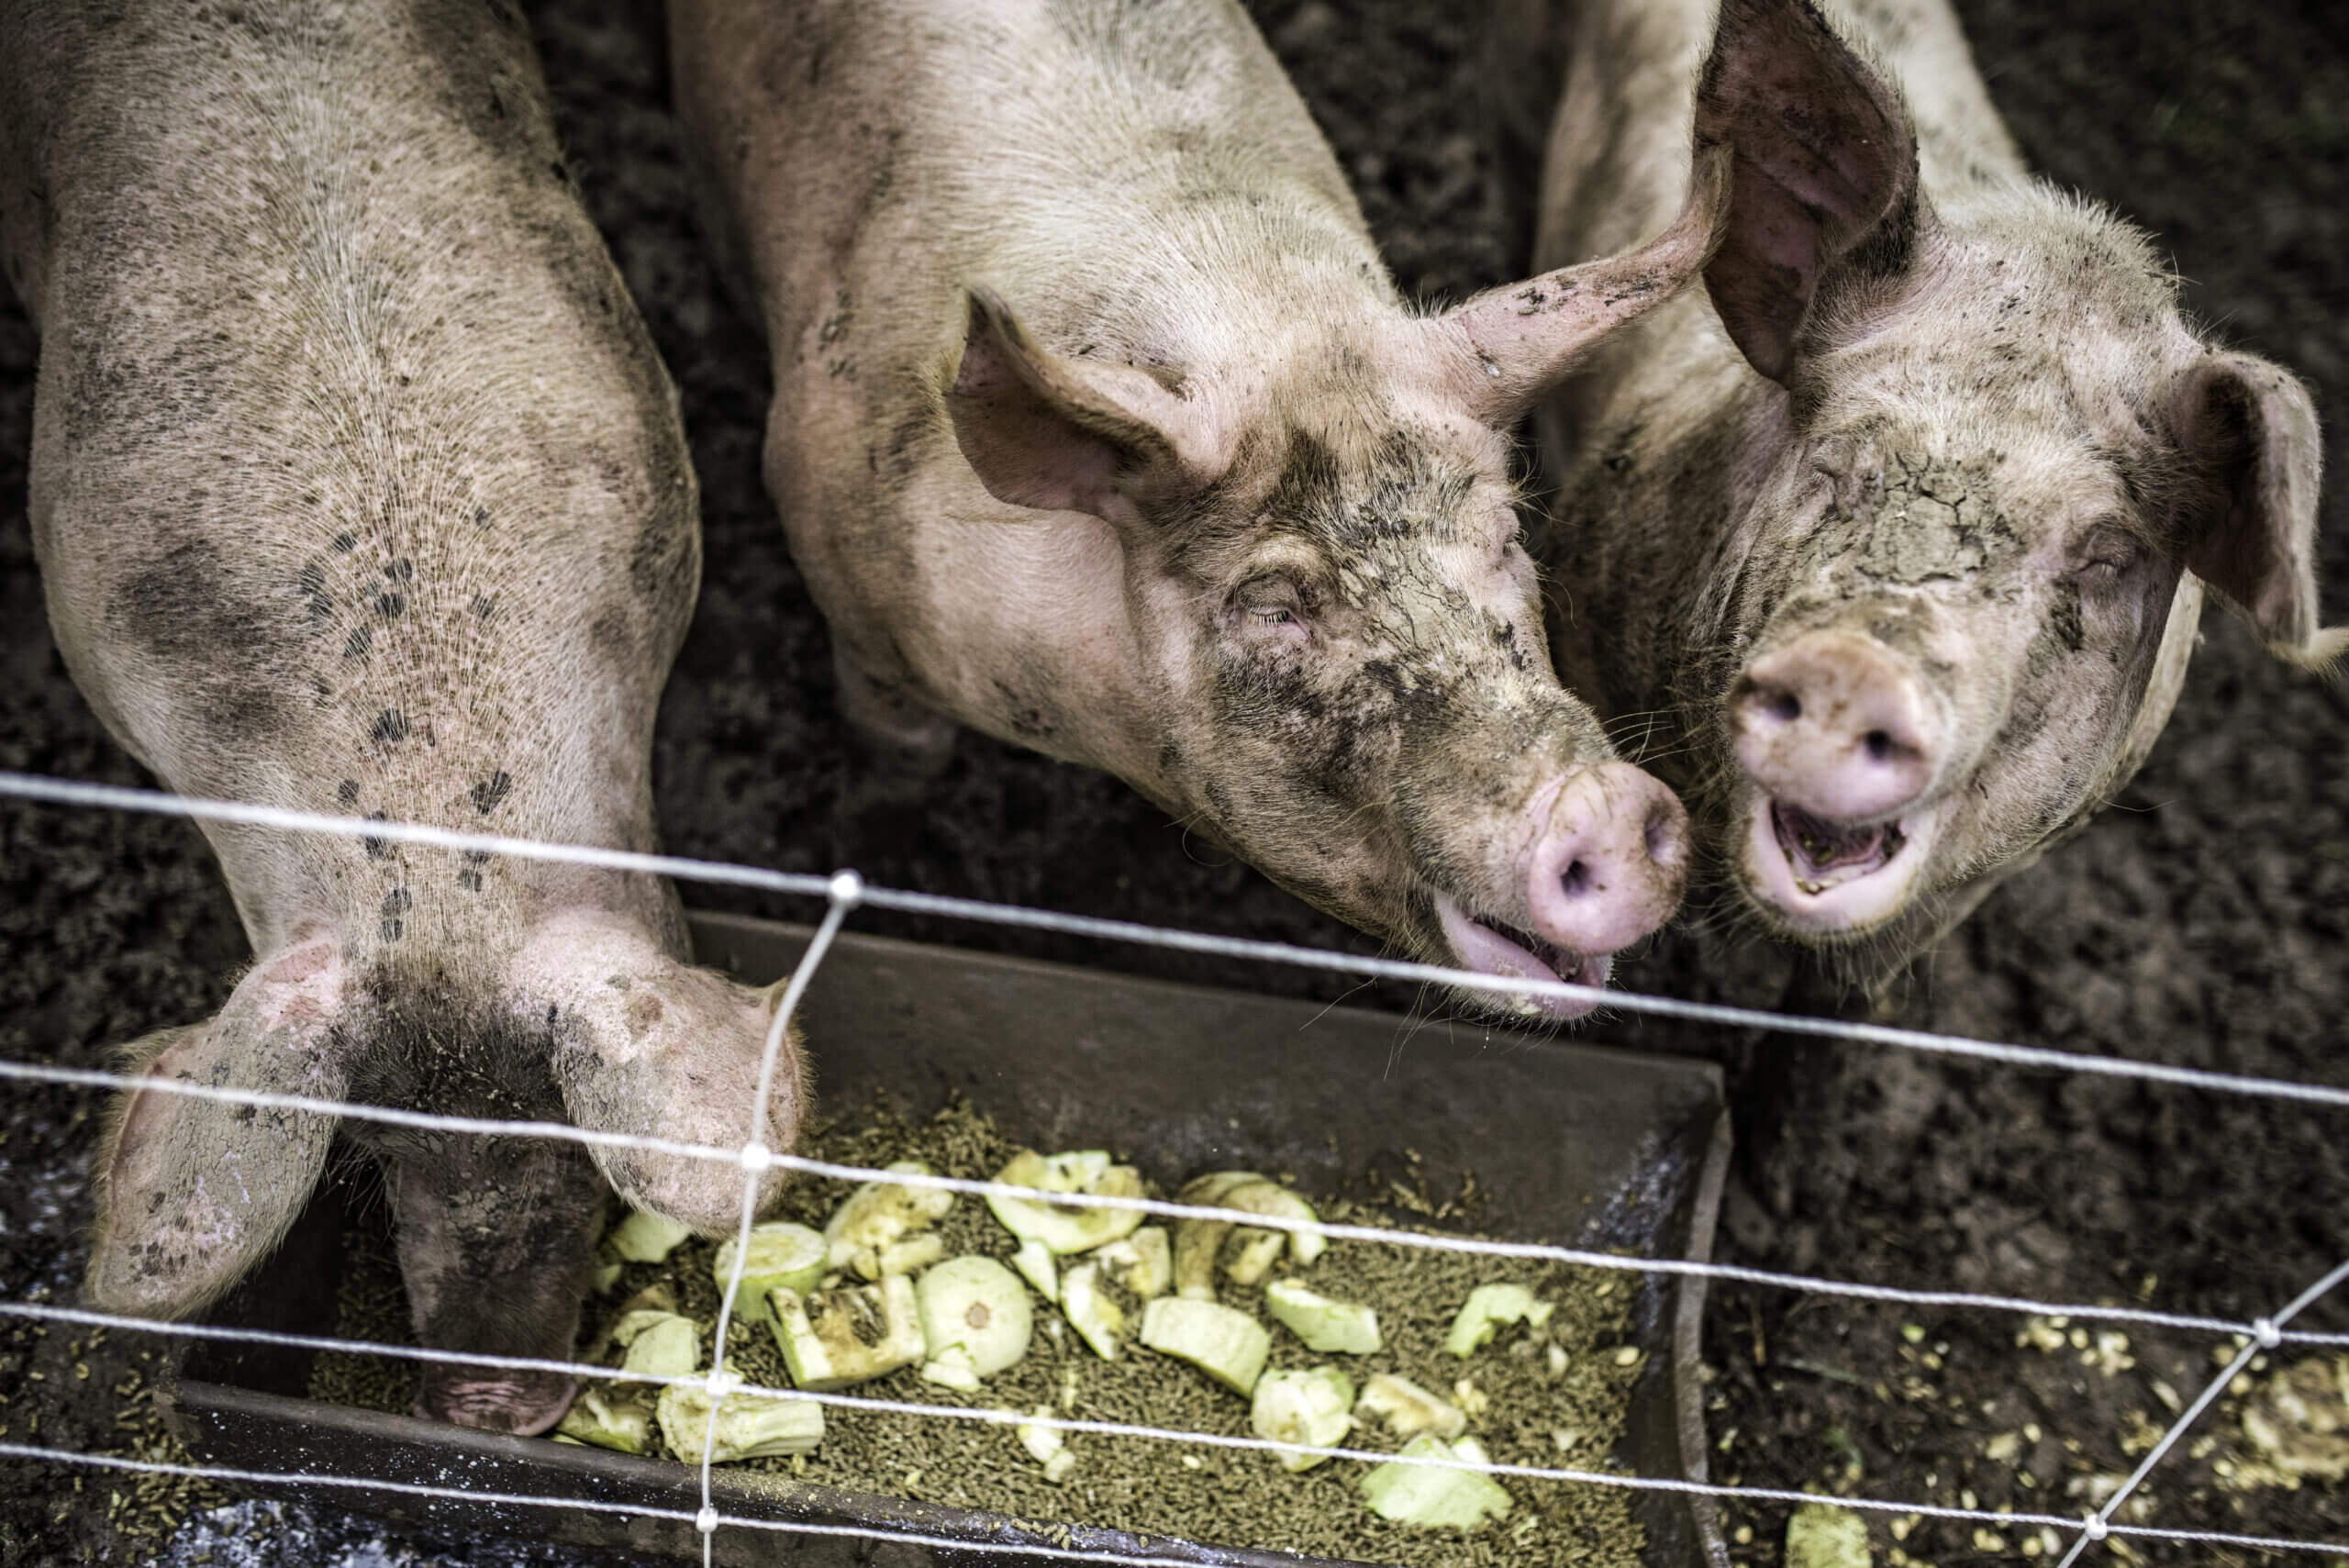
[0,0,697,952]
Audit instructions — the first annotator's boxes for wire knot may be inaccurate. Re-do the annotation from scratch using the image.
[695,1506,720,1536]
[829,869,866,908]
[2253,1317,2282,1348]
[2079,1515,2109,1540]
[737,1141,774,1174]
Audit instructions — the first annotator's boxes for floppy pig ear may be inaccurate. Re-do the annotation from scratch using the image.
[1693,0,1920,384]
[2170,350,2347,673]
[946,286,1226,525]
[516,912,806,1231]
[1441,141,1733,424]
[87,939,350,1318]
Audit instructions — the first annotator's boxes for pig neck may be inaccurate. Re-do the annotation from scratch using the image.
[1539,0,2038,761]
[2,3,694,965]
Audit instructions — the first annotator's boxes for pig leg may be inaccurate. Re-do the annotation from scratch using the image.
[386,1140,604,1436]
[87,937,351,1319]
[831,634,960,788]
[510,911,804,1233]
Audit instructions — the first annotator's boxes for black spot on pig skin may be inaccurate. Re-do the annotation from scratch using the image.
[337,779,360,806]
[382,887,411,917]
[385,558,415,584]
[372,708,408,745]
[373,590,406,619]
[456,868,484,892]
[106,538,293,739]
[380,917,405,941]
[343,625,372,661]
[469,772,513,814]
[473,506,491,528]
[332,531,358,553]
[363,812,389,860]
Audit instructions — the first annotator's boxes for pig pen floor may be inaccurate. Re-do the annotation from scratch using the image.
[4,0,2347,1563]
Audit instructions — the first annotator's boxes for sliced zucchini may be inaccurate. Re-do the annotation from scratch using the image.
[1139,1297,1271,1396]
[711,1222,827,1323]
[770,1275,927,1391]
[986,1151,1147,1255]
[1360,1435,1512,1530]
[1264,1278,1382,1355]
[1353,1373,1466,1440]
[825,1161,956,1280]
[1250,1365,1355,1472]
[915,1256,1034,1377]
[657,1384,826,1462]
[1443,1283,1553,1358]
[1061,1260,1127,1360]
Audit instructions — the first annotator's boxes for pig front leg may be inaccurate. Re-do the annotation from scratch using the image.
[831,633,959,789]
[385,1139,607,1437]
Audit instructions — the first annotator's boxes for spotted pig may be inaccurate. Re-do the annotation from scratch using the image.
[1504,0,2340,979]
[670,0,1737,1017]
[0,0,802,1433]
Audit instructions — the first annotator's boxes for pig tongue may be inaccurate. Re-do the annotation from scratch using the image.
[1432,892,1609,1018]
[1771,802,1905,892]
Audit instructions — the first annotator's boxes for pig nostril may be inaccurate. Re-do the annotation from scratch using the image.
[1769,691,1801,724]
[1863,728,1894,762]
[1560,859,1592,897]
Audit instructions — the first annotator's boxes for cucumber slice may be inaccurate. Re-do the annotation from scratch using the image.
[986,1151,1147,1254]
[553,1387,654,1454]
[915,1256,1034,1376]
[1250,1365,1355,1472]
[1139,1297,1271,1396]
[1265,1278,1382,1355]
[875,1232,947,1277]
[712,1222,828,1323]
[1011,1239,1059,1303]
[1060,1260,1126,1360]
[1443,1283,1553,1358]
[1360,1435,1512,1530]
[1015,1405,1077,1482]
[606,1209,695,1264]
[918,1344,983,1393]
[612,1312,700,1381]
[1096,1227,1171,1299]
[657,1384,826,1462]
[770,1275,927,1390]
[825,1161,956,1279]
[1174,1175,1324,1297]
[1354,1373,1466,1440]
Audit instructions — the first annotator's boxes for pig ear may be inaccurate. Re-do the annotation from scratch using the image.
[517,913,807,1231]
[1693,0,1921,384]
[947,287,1228,526]
[87,939,351,1318]
[1439,142,1735,425]
[2168,350,2347,673]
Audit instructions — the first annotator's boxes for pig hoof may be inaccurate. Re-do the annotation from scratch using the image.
[414,1373,578,1437]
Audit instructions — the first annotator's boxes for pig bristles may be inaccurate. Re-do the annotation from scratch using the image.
[2274,625,2349,682]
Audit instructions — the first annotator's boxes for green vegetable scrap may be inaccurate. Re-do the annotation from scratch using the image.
[712,1222,828,1324]
[553,1387,653,1454]
[1353,1372,1466,1440]
[1060,1260,1127,1360]
[1250,1366,1355,1472]
[657,1384,826,1463]
[916,1255,1035,1378]
[826,1161,956,1279]
[771,1275,928,1390]
[607,1209,696,1264]
[1096,1227,1172,1299]
[1444,1283,1553,1358]
[1360,1435,1513,1530]
[986,1150,1147,1254]
[1015,1404,1077,1483]
[1786,1501,1873,1568]
[1264,1277,1381,1355]
[1174,1174,1325,1298]
[612,1311,700,1380]
[1138,1297,1270,1396]
[1010,1238,1058,1303]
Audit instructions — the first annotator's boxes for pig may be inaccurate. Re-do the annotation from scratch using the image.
[666,0,1739,1018]
[0,0,802,1433]
[1506,0,2341,981]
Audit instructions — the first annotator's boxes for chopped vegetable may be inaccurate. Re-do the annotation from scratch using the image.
[770,1275,927,1390]
[657,1384,826,1462]
[1250,1366,1355,1472]
[1096,1227,1172,1299]
[1786,1501,1872,1568]
[711,1222,828,1323]
[1354,1373,1466,1440]
[1174,1174,1325,1297]
[1265,1278,1381,1355]
[1139,1297,1271,1396]
[986,1150,1146,1254]
[1015,1404,1076,1483]
[875,1232,947,1277]
[606,1209,696,1264]
[918,1344,982,1393]
[1011,1239,1059,1303]
[1360,1435,1512,1530]
[1444,1284,1553,1359]
[1060,1260,1126,1360]
[554,1387,653,1454]
[915,1255,1034,1377]
[825,1161,956,1279]
[612,1311,700,1380]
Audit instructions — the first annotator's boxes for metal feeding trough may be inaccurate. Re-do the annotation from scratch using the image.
[169,910,1732,1567]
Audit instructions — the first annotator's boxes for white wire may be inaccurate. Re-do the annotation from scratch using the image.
[696,873,859,1564]
[0,1054,2326,1347]
[8,768,2349,1112]
[2052,1255,2349,1568]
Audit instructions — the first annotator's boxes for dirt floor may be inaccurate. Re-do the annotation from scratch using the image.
[3,0,2347,1564]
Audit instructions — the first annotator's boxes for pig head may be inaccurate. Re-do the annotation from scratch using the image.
[1525,0,2339,979]
[0,0,803,1433]
[674,0,1733,1017]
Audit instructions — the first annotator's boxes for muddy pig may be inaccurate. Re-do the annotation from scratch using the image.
[0,0,803,1432]
[667,0,1741,1018]
[1505,0,2340,979]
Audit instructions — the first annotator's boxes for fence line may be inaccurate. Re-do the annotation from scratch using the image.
[6,768,2349,1111]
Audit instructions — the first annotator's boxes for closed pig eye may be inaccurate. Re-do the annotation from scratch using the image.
[2070,523,2146,584]
[1228,573,1311,638]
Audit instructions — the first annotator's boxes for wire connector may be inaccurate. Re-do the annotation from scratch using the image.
[2254,1318,2282,1349]
[695,1505,720,1536]
[828,869,866,908]
[737,1141,774,1175]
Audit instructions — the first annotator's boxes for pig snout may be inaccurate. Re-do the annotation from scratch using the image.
[416,1372,579,1438]
[1731,632,1942,823]
[1523,762,1691,958]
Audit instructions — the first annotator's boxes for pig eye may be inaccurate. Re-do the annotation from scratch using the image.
[2070,524,2146,585]
[1228,574,1309,638]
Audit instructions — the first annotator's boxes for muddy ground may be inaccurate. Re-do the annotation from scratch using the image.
[3,0,2346,1563]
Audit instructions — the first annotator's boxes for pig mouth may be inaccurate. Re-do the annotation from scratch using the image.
[1741,795,1937,937]
[1432,893,1611,1021]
